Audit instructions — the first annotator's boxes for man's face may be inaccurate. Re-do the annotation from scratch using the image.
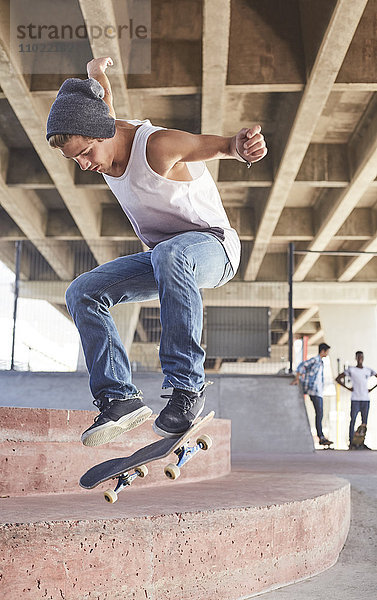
[60,135,113,173]
[356,352,364,365]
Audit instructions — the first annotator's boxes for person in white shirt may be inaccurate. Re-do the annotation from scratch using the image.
[336,351,377,450]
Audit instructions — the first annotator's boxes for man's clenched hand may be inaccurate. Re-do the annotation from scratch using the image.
[232,125,267,164]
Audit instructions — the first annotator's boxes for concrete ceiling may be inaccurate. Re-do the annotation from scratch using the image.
[1,0,377,356]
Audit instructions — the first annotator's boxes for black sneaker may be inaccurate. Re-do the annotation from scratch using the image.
[319,437,333,446]
[153,387,206,438]
[81,395,152,447]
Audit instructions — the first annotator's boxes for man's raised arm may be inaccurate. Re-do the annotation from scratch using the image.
[87,57,115,119]
[335,372,353,392]
[146,125,267,178]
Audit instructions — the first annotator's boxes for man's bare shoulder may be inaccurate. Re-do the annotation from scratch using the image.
[148,128,187,148]
[147,129,190,169]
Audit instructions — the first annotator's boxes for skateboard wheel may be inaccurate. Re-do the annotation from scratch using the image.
[136,465,148,478]
[164,464,181,480]
[197,434,212,451]
[104,489,118,503]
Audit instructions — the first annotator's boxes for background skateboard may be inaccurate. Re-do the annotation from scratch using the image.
[351,424,367,449]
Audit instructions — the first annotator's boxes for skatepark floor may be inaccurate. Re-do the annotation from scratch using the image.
[232,452,377,600]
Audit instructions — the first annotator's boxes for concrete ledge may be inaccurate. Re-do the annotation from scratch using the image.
[0,407,230,495]
[0,371,315,453]
[0,471,350,600]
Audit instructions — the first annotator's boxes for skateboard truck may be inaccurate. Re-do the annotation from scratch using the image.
[164,434,212,480]
[104,465,148,503]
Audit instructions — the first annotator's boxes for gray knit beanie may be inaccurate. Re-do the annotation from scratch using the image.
[46,78,115,140]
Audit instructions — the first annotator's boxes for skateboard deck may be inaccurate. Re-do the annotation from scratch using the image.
[351,424,367,448]
[80,411,215,501]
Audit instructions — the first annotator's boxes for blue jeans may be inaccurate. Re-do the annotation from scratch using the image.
[349,400,370,444]
[309,395,324,438]
[65,232,234,401]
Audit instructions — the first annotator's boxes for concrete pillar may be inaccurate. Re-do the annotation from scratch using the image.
[111,303,141,353]
[318,304,377,449]
[74,304,142,372]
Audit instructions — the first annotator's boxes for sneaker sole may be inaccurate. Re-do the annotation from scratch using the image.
[152,404,204,439]
[81,407,153,447]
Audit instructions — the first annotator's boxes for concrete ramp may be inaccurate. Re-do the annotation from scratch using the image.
[0,471,350,600]
[0,407,230,496]
[213,376,315,455]
[0,372,314,454]
[0,401,348,600]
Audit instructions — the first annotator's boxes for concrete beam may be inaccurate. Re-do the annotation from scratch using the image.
[0,140,75,280]
[294,95,377,281]
[228,1,305,87]
[307,329,324,346]
[224,207,254,240]
[19,280,377,309]
[273,206,375,242]
[294,323,318,335]
[63,142,361,190]
[269,308,282,324]
[6,149,53,188]
[0,210,26,241]
[0,30,115,267]
[278,305,319,346]
[243,0,368,281]
[136,320,148,344]
[201,0,231,180]
[205,281,377,307]
[0,241,21,272]
[3,203,373,247]
[336,0,377,86]
[218,155,272,186]
[46,210,82,240]
[111,303,141,354]
[100,206,142,240]
[296,144,349,187]
[336,208,376,240]
[129,87,200,97]
[130,342,161,370]
[273,208,314,241]
[337,244,377,282]
[29,82,377,99]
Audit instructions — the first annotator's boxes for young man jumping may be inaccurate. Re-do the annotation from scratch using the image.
[46,57,267,445]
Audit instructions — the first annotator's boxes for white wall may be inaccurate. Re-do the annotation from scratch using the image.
[319,304,377,449]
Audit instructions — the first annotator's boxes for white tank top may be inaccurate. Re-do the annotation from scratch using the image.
[103,119,241,273]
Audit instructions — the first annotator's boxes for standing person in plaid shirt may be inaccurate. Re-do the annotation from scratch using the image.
[291,342,333,446]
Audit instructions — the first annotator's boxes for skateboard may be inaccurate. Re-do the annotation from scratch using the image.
[350,424,367,449]
[79,411,215,503]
